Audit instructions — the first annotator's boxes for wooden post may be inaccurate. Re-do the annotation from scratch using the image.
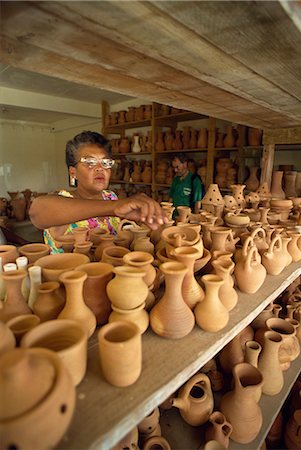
[206,117,216,189]
[260,143,275,188]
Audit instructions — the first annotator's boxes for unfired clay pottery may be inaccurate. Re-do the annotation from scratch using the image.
[247,127,262,146]
[212,259,238,311]
[287,231,301,262]
[172,246,204,308]
[19,243,50,264]
[172,373,214,426]
[0,244,19,265]
[205,411,233,449]
[33,281,65,322]
[220,363,263,444]
[133,236,155,255]
[98,321,142,387]
[123,251,156,289]
[234,245,266,294]
[0,269,32,322]
[101,245,130,266]
[198,128,208,148]
[284,171,298,198]
[251,302,281,330]
[111,426,139,450]
[284,409,301,450]
[0,321,16,355]
[261,235,287,275]
[58,270,96,338]
[138,407,160,435]
[143,436,171,450]
[6,314,40,345]
[34,253,90,282]
[230,184,246,209]
[202,184,225,213]
[75,261,113,325]
[0,347,76,450]
[219,326,254,374]
[107,265,148,310]
[280,234,293,266]
[88,227,109,246]
[257,330,284,396]
[150,261,195,339]
[194,274,229,332]
[109,302,149,334]
[20,319,88,386]
[245,166,260,191]
[271,171,285,199]
[73,241,93,257]
[94,235,115,261]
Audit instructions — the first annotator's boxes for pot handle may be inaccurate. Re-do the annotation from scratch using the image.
[242,236,254,259]
[251,227,266,241]
[244,245,259,269]
[117,219,138,232]
[267,235,282,254]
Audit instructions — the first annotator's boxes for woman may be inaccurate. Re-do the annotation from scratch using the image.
[30,131,167,253]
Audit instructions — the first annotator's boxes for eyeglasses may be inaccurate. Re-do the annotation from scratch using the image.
[78,157,115,169]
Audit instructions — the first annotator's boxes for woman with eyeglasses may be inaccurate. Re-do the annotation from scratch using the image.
[30,130,167,253]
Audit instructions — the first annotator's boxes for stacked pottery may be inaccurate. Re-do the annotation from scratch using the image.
[257,331,284,396]
[245,166,260,191]
[106,265,149,333]
[171,373,214,426]
[270,198,293,221]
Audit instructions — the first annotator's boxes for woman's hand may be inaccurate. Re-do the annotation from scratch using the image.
[114,194,168,229]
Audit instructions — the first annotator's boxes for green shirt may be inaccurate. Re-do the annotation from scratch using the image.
[169,172,203,212]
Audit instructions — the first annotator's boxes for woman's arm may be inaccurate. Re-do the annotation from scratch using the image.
[29,193,167,230]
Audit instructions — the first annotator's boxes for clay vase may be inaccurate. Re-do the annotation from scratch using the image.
[220,362,263,444]
[155,131,165,151]
[141,164,152,183]
[0,321,16,355]
[205,411,233,449]
[251,302,282,330]
[58,270,97,338]
[172,246,204,308]
[150,261,195,339]
[171,373,214,426]
[6,314,40,345]
[123,251,156,290]
[215,131,224,148]
[132,135,141,153]
[284,409,301,450]
[257,330,284,396]
[106,266,149,310]
[133,236,155,256]
[194,274,229,332]
[234,245,266,294]
[244,340,261,369]
[245,166,260,191]
[119,137,130,153]
[230,184,246,209]
[197,128,208,148]
[0,245,19,266]
[0,347,76,450]
[248,127,262,146]
[202,184,225,214]
[75,262,113,325]
[176,206,191,223]
[88,228,109,246]
[33,281,66,322]
[210,227,235,254]
[284,171,298,198]
[287,232,301,262]
[271,171,285,199]
[93,235,116,261]
[280,235,293,266]
[173,129,183,150]
[0,269,32,322]
[189,128,198,149]
[219,326,254,374]
[261,235,287,275]
[130,226,150,251]
[223,126,235,148]
[20,318,87,387]
[212,259,238,311]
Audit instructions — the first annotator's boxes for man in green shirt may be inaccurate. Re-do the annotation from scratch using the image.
[169,153,204,216]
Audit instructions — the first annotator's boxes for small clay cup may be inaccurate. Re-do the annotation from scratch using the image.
[6,314,41,345]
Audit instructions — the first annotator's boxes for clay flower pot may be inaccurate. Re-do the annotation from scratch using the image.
[20,319,88,386]
[0,347,76,450]
[19,243,50,264]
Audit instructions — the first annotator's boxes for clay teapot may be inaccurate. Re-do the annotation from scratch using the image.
[171,373,214,426]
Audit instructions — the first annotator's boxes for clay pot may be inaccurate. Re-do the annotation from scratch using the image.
[58,270,97,338]
[245,166,260,191]
[72,227,89,245]
[88,228,109,246]
[257,330,284,395]
[284,409,301,450]
[219,326,254,374]
[248,127,262,146]
[75,262,113,325]
[0,321,16,355]
[205,411,233,449]
[119,137,130,153]
[98,321,142,387]
[234,245,266,294]
[123,251,156,288]
[33,281,65,322]
[133,236,155,255]
[223,125,235,147]
[150,261,195,339]
[220,363,263,444]
[202,184,225,213]
[109,302,149,334]
[197,128,208,148]
[106,265,148,310]
[132,134,142,153]
[271,171,286,199]
[171,373,214,426]
[101,245,130,267]
[20,319,88,387]
[94,235,115,261]
[251,302,282,330]
[73,241,93,258]
[0,347,76,450]
[0,245,19,266]
[194,274,229,332]
[6,314,40,345]
[19,243,50,264]
[34,253,90,282]
[0,269,32,322]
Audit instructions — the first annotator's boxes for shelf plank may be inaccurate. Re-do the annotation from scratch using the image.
[59,262,301,450]
[112,152,152,156]
[155,148,207,154]
[110,180,152,186]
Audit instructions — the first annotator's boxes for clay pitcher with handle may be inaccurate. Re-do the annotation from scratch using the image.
[261,235,286,275]
[171,373,214,426]
[234,245,266,294]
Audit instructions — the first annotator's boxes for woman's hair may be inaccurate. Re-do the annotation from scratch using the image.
[65,131,112,167]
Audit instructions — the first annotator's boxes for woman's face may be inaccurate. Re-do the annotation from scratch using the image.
[71,144,112,196]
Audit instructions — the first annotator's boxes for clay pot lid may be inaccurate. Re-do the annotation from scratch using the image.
[0,348,56,420]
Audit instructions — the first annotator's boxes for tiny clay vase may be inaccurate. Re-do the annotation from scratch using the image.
[33,281,65,322]
[212,258,238,311]
[257,330,284,396]
[150,261,195,339]
[220,363,263,444]
[172,373,214,426]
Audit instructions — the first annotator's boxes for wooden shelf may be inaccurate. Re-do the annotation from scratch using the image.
[155,148,207,154]
[110,180,152,186]
[112,152,152,157]
[59,262,301,450]
[104,119,151,133]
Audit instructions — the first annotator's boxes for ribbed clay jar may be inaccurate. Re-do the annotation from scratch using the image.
[106,266,148,310]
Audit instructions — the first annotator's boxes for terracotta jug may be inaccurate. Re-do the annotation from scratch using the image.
[194,274,229,332]
[0,269,32,322]
[257,330,284,396]
[261,235,287,275]
[76,261,113,325]
[150,261,195,339]
[172,246,204,308]
[251,302,282,330]
[171,373,214,426]
[280,234,293,266]
[212,259,237,311]
[106,265,149,310]
[220,363,263,444]
[271,171,285,199]
[287,231,301,262]
[205,411,233,449]
[33,281,65,322]
[234,245,266,294]
[219,326,254,374]
[58,270,97,338]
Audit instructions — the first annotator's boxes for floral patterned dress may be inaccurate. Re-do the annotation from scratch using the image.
[44,189,120,253]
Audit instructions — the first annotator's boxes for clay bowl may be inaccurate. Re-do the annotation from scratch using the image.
[6,314,41,345]
[34,253,90,282]
[0,347,76,450]
[21,319,88,387]
[0,245,19,265]
[19,243,50,264]
[224,212,250,227]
